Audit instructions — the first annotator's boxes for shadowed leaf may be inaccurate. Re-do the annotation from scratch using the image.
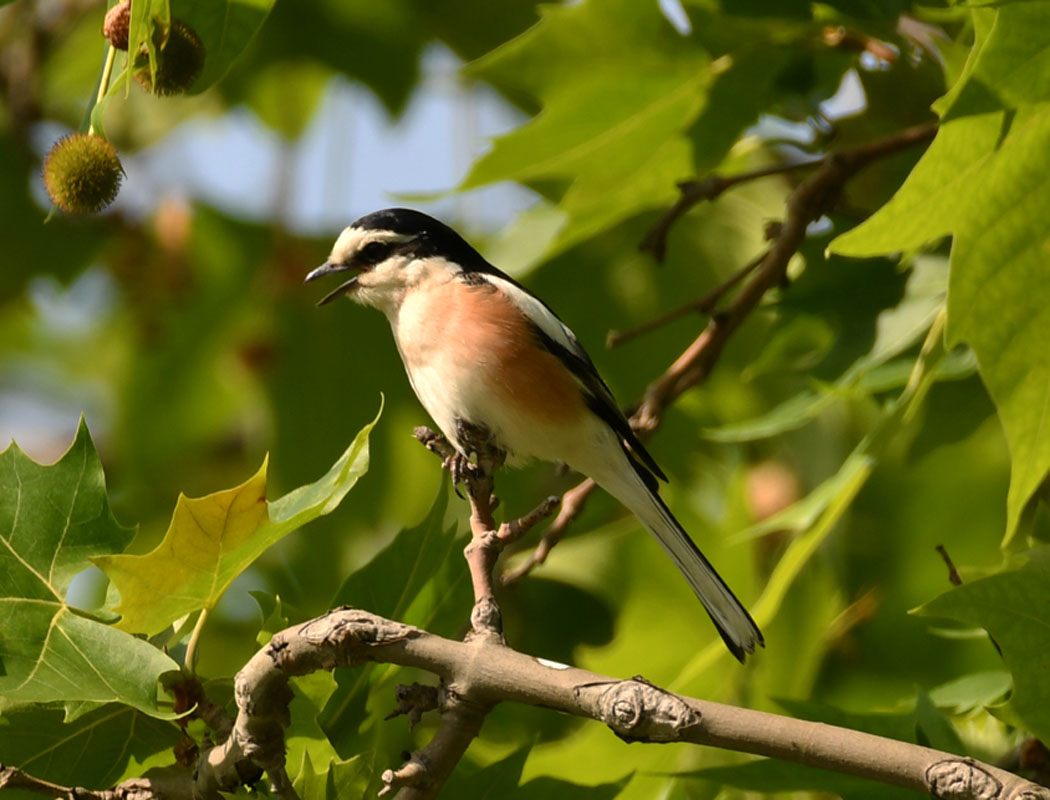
[0,422,178,715]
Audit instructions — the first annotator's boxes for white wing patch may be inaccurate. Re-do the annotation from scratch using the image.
[481,273,585,360]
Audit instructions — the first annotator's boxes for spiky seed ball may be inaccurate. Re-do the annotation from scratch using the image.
[103,0,131,50]
[134,19,205,96]
[43,133,124,215]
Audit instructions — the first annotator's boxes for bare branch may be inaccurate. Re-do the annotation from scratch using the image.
[606,247,768,349]
[640,161,818,261]
[501,478,597,586]
[935,544,963,587]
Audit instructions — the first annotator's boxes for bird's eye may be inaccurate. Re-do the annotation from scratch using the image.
[357,240,393,265]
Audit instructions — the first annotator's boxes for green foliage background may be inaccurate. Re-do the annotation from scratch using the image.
[1,0,1049,798]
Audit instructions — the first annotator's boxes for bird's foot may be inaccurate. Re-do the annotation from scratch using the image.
[443,452,478,497]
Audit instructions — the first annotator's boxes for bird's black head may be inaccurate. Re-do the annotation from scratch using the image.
[305,208,495,308]
[348,208,490,271]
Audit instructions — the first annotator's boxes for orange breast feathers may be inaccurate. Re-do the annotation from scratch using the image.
[434,279,588,427]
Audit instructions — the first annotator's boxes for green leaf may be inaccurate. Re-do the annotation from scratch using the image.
[0,705,177,794]
[704,254,947,444]
[914,690,965,754]
[516,776,628,800]
[675,315,948,684]
[919,546,1050,742]
[942,2,1050,115]
[702,387,837,444]
[444,746,529,798]
[444,746,623,799]
[292,751,370,800]
[328,488,468,632]
[686,757,913,800]
[0,422,178,715]
[173,0,276,93]
[97,404,380,636]
[320,490,471,751]
[462,0,710,252]
[126,0,171,93]
[245,61,331,140]
[831,11,1050,542]
[928,670,1012,715]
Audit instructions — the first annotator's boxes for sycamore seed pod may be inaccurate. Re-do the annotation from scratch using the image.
[134,19,205,96]
[42,133,124,215]
[103,0,131,50]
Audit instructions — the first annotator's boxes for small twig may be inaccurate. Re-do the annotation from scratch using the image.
[0,766,82,799]
[498,495,559,545]
[385,683,441,728]
[379,759,428,797]
[387,694,490,800]
[183,607,209,674]
[413,427,562,636]
[935,545,963,587]
[0,765,190,800]
[641,160,819,261]
[934,544,1004,659]
[607,246,769,349]
[501,479,596,585]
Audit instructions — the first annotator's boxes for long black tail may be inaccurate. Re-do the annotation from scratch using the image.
[593,456,764,661]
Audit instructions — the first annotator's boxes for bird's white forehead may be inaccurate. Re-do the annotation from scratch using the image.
[329,226,416,264]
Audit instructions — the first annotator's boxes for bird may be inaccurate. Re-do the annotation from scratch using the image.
[305,208,763,661]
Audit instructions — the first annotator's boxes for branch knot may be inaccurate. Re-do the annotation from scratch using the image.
[574,679,701,742]
[926,759,1003,800]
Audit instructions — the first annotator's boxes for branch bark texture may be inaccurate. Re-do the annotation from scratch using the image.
[7,602,1044,800]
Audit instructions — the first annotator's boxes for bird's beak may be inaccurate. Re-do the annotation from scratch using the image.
[305,261,360,306]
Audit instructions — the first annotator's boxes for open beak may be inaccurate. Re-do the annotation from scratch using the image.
[305,261,360,306]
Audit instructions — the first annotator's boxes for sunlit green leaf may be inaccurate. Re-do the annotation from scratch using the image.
[292,750,370,800]
[0,422,178,715]
[834,104,1050,545]
[919,547,1050,742]
[942,2,1050,115]
[462,0,710,252]
[928,671,1011,715]
[96,405,379,635]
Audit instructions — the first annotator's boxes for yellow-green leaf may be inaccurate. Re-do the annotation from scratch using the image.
[96,405,380,635]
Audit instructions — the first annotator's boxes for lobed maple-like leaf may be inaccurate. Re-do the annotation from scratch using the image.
[96,406,380,636]
[919,547,1050,744]
[0,422,178,715]
[831,2,1050,544]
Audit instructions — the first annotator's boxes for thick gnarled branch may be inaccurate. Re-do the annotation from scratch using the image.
[10,607,1040,800]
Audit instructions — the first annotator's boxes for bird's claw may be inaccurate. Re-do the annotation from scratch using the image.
[443,452,476,496]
